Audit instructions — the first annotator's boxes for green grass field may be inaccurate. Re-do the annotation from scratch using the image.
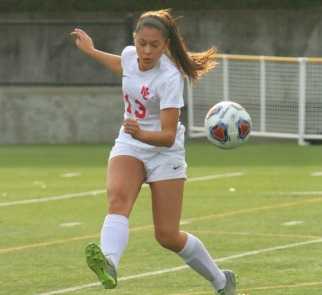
[1,140,322,295]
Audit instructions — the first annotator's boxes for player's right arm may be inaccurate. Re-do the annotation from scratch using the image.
[70,28,122,76]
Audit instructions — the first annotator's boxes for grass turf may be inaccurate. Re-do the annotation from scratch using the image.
[0,140,321,295]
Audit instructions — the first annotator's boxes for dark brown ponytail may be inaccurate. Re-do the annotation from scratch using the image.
[136,9,216,81]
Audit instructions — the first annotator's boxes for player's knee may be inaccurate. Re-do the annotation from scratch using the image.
[107,187,132,214]
[154,229,178,251]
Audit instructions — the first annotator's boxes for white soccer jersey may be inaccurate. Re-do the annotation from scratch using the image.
[115,46,185,150]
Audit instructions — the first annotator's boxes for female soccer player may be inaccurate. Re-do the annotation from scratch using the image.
[71,9,236,295]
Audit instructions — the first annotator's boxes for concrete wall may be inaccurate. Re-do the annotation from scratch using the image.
[1,8,322,143]
[2,8,322,86]
[0,13,131,85]
[181,8,322,57]
[0,86,123,144]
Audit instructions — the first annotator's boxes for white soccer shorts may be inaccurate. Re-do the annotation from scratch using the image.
[108,142,187,183]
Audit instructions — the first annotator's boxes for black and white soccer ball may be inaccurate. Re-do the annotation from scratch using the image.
[204,101,252,149]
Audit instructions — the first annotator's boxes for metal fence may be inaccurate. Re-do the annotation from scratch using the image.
[187,54,322,145]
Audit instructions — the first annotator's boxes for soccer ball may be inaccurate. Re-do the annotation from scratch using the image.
[204,101,252,149]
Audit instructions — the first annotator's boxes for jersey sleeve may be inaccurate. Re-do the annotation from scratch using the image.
[158,72,185,110]
[121,46,136,72]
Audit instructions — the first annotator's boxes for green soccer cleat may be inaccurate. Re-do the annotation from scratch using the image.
[217,270,236,295]
[85,243,117,289]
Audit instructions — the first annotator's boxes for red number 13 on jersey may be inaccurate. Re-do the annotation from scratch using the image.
[124,94,146,119]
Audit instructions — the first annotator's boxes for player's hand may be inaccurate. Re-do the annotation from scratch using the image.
[70,28,95,55]
[123,119,142,139]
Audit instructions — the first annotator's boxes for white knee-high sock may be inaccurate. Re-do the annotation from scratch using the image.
[100,214,129,269]
[178,233,226,291]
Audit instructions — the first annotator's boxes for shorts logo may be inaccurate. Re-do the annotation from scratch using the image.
[173,165,181,170]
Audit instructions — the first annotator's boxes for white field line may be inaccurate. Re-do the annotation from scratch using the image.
[37,238,322,295]
[0,172,244,208]
[59,222,82,228]
[60,172,82,178]
[282,220,304,226]
[311,171,322,177]
[268,191,322,196]
[0,190,106,207]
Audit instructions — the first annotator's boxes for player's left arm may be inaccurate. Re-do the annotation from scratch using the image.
[123,108,179,147]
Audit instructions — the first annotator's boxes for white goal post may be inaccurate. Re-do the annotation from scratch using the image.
[187,54,322,145]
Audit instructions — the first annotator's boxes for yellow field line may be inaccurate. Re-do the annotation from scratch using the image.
[0,234,98,254]
[239,281,322,292]
[1,196,322,254]
[170,281,322,295]
[191,230,321,240]
[0,224,153,254]
[184,196,322,223]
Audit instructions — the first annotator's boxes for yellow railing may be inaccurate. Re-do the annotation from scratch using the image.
[216,53,322,64]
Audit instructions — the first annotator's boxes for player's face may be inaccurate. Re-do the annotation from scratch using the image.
[135,26,169,71]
